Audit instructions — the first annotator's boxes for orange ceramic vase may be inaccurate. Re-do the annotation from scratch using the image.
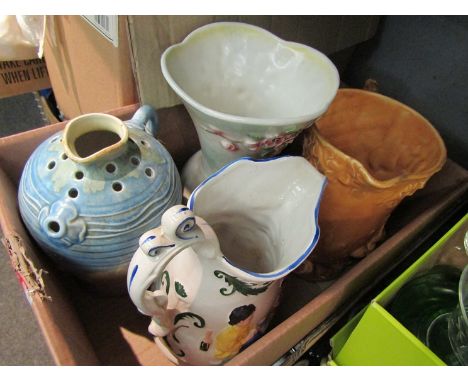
[300,89,447,280]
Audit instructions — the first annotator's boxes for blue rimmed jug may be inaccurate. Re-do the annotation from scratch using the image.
[127,156,326,365]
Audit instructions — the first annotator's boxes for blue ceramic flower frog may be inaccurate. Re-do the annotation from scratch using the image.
[18,106,182,286]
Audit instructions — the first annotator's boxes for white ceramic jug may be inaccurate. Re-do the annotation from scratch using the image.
[127,157,326,365]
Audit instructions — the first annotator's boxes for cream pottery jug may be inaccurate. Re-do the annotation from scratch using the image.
[127,157,326,365]
[161,22,339,195]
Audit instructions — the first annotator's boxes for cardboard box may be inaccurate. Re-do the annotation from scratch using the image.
[0,104,467,365]
[0,58,50,99]
[43,16,138,119]
[127,15,380,109]
[328,214,468,366]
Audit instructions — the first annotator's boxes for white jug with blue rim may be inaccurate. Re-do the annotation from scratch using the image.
[127,156,326,365]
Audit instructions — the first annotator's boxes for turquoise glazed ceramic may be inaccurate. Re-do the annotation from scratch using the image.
[18,106,182,285]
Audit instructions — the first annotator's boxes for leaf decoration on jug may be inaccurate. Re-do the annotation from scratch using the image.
[161,270,170,294]
[175,281,188,298]
[214,270,272,296]
[174,312,206,328]
[169,312,206,358]
[165,332,186,357]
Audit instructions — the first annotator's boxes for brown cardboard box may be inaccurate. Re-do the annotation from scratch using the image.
[127,15,380,109]
[0,58,50,99]
[43,16,138,119]
[0,103,467,365]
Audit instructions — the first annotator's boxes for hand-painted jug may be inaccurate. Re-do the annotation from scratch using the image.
[18,106,182,288]
[127,157,326,365]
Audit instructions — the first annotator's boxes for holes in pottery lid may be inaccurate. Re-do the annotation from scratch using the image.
[75,171,84,180]
[145,167,154,178]
[61,153,68,160]
[47,161,56,170]
[47,221,60,233]
[68,188,78,198]
[130,156,140,166]
[140,140,148,147]
[50,137,59,143]
[112,182,123,192]
[106,163,117,174]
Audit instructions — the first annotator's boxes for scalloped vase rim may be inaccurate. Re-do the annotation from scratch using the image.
[161,21,340,127]
[313,88,447,188]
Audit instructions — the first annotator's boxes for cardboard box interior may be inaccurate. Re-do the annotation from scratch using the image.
[0,103,467,365]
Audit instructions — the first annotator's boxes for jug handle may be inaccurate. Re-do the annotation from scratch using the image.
[128,206,207,320]
[130,105,159,138]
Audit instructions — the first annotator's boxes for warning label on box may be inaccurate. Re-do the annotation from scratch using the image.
[0,58,51,99]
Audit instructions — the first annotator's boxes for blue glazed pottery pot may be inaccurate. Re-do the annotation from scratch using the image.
[18,105,182,286]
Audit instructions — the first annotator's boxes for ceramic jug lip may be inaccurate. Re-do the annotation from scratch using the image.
[219,223,322,282]
[188,156,295,208]
[313,89,447,188]
[188,156,326,281]
[161,21,340,127]
[63,113,129,164]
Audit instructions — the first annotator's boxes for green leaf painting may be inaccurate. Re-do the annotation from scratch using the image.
[175,281,188,298]
[214,270,272,296]
[174,312,205,328]
[161,270,170,294]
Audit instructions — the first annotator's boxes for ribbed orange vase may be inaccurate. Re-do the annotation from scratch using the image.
[300,89,447,280]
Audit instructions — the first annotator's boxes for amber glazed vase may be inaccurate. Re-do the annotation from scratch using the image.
[300,89,447,280]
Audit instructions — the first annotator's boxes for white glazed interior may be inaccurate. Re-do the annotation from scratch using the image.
[188,157,326,280]
[161,22,340,125]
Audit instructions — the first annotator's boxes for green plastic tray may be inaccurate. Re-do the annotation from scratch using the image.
[328,213,468,366]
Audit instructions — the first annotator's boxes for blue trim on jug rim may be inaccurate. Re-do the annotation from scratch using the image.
[187,156,327,280]
[188,156,291,210]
